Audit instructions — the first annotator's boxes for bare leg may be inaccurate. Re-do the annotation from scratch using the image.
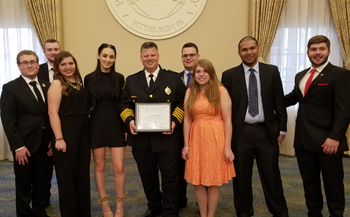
[207,186,219,217]
[93,147,113,217]
[194,185,208,217]
[110,147,126,216]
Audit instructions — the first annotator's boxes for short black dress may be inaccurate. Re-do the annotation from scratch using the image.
[84,71,126,149]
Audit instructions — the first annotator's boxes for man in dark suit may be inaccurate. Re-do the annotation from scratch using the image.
[38,39,60,83]
[221,36,289,217]
[178,42,200,209]
[285,35,350,217]
[1,50,52,217]
[119,42,186,217]
[37,39,59,208]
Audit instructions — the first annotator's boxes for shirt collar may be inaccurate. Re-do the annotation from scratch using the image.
[242,62,259,74]
[22,75,39,84]
[184,69,192,77]
[309,61,329,73]
[47,62,54,70]
[145,66,160,79]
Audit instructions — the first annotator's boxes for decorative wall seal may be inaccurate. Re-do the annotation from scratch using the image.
[106,0,207,40]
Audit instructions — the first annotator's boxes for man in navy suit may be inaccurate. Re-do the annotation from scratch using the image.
[178,42,200,209]
[221,36,289,217]
[38,39,60,83]
[1,50,52,217]
[285,35,350,217]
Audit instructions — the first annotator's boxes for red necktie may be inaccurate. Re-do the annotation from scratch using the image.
[304,69,317,96]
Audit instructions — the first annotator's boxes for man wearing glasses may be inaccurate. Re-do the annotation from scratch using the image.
[1,50,52,217]
[178,42,200,209]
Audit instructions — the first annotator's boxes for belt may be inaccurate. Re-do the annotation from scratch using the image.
[244,122,265,126]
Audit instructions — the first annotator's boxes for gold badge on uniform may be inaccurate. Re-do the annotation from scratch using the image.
[165,86,171,95]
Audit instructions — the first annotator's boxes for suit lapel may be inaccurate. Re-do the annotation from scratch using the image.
[180,71,186,87]
[138,71,150,93]
[296,68,309,99]
[17,76,42,111]
[258,63,268,101]
[38,79,49,112]
[237,64,248,100]
[151,69,164,92]
[305,63,332,95]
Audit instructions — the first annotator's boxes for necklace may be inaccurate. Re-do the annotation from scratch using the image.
[66,80,81,90]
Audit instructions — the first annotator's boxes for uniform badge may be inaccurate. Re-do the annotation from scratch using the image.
[165,86,171,95]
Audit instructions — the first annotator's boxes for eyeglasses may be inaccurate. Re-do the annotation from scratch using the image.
[182,53,198,58]
[19,60,38,66]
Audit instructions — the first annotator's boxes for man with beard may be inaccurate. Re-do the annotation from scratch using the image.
[285,35,350,217]
[221,36,288,217]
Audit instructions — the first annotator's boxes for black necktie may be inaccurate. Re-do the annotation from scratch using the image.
[186,72,192,88]
[149,74,154,90]
[29,81,45,110]
[248,68,258,117]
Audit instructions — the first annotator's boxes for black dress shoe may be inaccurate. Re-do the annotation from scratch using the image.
[141,209,162,217]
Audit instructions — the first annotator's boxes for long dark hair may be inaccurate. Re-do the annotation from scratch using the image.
[88,43,120,99]
[53,51,83,96]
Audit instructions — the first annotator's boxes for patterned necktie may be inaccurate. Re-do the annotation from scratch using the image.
[248,68,258,117]
[186,72,192,88]
[29,81,45,110]
[149,74,154,90]
[304,69,317,96]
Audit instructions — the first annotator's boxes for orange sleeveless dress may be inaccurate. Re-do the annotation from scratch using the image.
[184,86,236,186]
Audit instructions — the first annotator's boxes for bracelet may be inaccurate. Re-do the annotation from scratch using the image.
[55,138,63,141]
[182,147,189,151]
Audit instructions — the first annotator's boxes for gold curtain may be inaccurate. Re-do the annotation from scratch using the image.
[248,0,286,62]
[24,0,63,49]
[329,0,350,155]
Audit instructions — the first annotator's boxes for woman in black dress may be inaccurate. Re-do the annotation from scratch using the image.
[84,44,126,217]
[48,51,91,217]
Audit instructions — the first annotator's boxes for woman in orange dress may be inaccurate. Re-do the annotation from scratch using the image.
[182,59,236,217]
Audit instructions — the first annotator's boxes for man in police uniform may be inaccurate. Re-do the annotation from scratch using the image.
[119,42,186,217]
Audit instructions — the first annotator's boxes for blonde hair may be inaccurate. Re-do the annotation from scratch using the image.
[185,59,221,116]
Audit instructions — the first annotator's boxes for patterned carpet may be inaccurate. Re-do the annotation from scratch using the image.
[0,155,349,217]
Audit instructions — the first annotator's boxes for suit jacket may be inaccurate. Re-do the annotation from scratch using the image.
[1,76,51,153]
[284,63,350,152]
[38,63,50,82]
[119,66,187,152]
[179,70,188,88]
[221,62,287,144]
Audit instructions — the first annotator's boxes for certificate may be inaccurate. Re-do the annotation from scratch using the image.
[135,102,171,132]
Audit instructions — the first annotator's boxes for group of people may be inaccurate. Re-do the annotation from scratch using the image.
[0,34,349,217]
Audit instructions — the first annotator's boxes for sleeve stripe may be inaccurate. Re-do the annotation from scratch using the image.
[120,108,134,122]
[172,107,184,123]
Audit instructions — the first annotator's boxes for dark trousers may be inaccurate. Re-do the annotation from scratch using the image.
[13,129,52,217]
[232,123,288,217]
[132,145,180,217]
[295,145,345,217]
[178,153,187,207]
[53,116,91,217]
